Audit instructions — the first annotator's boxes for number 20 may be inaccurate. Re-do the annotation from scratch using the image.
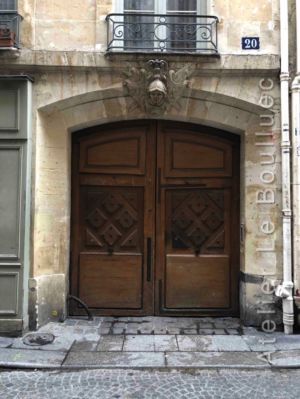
[244,38,258,49]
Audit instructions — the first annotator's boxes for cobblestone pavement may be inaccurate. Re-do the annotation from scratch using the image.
[99,316,242,335]
[1,368,300,398]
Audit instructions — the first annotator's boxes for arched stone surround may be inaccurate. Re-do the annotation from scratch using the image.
[30,85,282,329]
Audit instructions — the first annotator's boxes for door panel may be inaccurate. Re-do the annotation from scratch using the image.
[164,131,232,178]
[79,254,142,308]
[70,121,239,316]
[167,189,228,255]
[79,186,144,309]
[163,188,231,310]
[70,122,155,316]
[79,129,146,175]
[165,256,230,308]
[156,122,239,315]
[82,187,144,253]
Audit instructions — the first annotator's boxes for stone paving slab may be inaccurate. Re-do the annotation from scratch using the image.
[177,336,218,351]
[0,348,66,368]
[96,335,124,351]
[181,328,198,334]
[166,351,270,368]
[242,335,300,352]
[227,328,240,335]
[0,337,13,348]
[269,350,300,368]
[72,340,98,352]
[76,318,103,327]
[154,335,178,351]
[61,317,103,327]
[63,351,166,368]
[242,336,277,352]
[123,335,155,351]
[274,335,300,351]
[211,329,227,335]
[213,336,251,352]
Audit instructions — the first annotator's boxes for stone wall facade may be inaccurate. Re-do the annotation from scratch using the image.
[0,0,288,333]
[16,0,280,54]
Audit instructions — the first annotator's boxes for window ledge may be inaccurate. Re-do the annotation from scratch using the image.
[105,51,220,63]
[0,46,19,50]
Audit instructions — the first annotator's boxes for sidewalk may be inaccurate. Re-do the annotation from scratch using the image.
[1,317,300,370]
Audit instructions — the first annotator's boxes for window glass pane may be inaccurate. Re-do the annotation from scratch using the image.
[124,14,154,49]
[0,0,17,10]
[124,0,154,11]
[124,0,154,49]
[167,15,197,51]
[167,0,197,12]
[166,0,198,51]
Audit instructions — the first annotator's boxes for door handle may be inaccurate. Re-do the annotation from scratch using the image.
[157,168,161,204]
[146,237,152,282]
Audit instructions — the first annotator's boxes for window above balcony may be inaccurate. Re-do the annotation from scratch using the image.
[0,0,22,50]
[106,0,218,55]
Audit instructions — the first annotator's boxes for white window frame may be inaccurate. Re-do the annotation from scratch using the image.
[115,1,207,15]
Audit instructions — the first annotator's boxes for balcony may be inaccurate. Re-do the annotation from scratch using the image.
[0,11,22,49]
[106,13,219,55]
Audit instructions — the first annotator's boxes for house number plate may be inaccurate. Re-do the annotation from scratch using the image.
[242,37,260,50]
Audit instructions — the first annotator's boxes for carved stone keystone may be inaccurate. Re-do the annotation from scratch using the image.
[123,59,194,114]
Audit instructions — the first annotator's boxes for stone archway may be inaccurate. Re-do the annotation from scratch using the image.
[30,86,281,328]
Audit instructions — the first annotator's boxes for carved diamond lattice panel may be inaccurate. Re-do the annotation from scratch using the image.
[117,209,135,229]
[102,224,122,246]
[170,190,225,254]
[86,208,107,229]
[103,193,122,214]
[83,188,143,253]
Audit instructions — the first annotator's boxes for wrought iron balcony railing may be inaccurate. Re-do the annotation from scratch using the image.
[106,13,219,55]
[0,11,22,49]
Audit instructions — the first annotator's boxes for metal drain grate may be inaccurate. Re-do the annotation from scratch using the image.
[22,333,55,346]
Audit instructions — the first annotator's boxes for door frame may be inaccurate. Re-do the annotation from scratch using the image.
[69,120,240,317]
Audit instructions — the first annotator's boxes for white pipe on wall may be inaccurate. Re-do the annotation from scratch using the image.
[291,0,300,329]
[275,0,294,334]
[297,0,300,75]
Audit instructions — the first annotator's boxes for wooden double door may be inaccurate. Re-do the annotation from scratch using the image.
[70,121,240,316]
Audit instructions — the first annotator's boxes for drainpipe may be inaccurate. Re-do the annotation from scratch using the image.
[275,0,294,334]
[292,0,300,327]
